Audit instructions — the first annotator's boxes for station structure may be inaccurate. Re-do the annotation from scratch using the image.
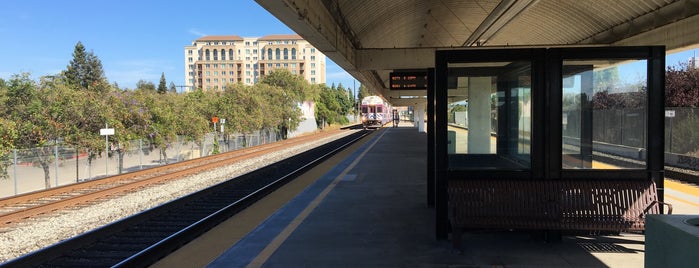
[139,2,699,266]
[255,0,699,240]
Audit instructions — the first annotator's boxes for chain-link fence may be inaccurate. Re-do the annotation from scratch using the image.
[1,129,280,198]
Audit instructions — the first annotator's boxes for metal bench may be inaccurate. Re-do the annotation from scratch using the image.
[447,179,672,250]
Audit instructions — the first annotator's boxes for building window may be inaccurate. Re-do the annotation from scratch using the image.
[188,71,194,76]
[213,64,217,69]
[205,64,210,69]
[284,63,288,67]
[246,71,251,76]
[205,49,210,60]
[253,49,258,54]
[276,63,281,68]
[214,78,219,83]
[311,70,315,75]
[214,71,218,76]
[188,50,192,55]
[284,48,289,60]
[246,78,251,83]
[291,63,297,67]
[268,63,272,67]
[311,56,316,61]
[292,70,297,74]
[311,48,316,54]
[221,64,226,69]
[268,48,273,60]
[245,41,250,46]
[245,64,250,69]
[275,48,281,60]
[206,71,211,76]
[229,64,235,68]
[311,77,316,83]
[188,57,193,63]
[311,63,315,68]
[291,48,296,60]
[229,49,234,60]
[206,78,211,83]
[213,50,218,61]
[229,71,234,76]
[220,49,225,60]
[189,64,194,70]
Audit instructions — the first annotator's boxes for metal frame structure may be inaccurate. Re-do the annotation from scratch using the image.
[430,46,665,239]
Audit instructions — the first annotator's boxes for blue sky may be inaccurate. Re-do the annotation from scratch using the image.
[0,1,696,92]
[0,0,357,91]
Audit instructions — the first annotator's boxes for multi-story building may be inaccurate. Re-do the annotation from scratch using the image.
[184,34,326,91]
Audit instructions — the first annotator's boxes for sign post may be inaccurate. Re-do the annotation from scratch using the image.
[100,124,115,176]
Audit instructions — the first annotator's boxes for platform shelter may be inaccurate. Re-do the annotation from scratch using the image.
[429,46,666,239]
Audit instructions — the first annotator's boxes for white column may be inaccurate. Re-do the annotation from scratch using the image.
[467,77,492,153]
[417,103,426,133]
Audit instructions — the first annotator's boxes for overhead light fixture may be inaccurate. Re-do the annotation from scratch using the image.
[462,0,537,47]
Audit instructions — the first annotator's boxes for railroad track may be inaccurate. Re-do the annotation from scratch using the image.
[0,129,369,267]
[0,130,345,228]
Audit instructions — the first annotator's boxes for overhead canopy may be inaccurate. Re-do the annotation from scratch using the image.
[256,0,699,106]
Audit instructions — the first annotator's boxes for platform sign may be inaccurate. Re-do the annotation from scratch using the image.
[665,110,675,118]
[390,72,427,90]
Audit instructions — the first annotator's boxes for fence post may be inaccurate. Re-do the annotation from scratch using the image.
[13,149,18,195]
[139,139,143,170]
[54,143,59,188]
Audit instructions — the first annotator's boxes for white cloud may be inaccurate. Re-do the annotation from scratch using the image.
[188,28,207,37]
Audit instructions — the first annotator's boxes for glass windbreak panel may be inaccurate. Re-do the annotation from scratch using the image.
[447,61,531,170]
[562,59,647,169]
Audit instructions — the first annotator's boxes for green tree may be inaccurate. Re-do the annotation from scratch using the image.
[315,84,351,128]
[259,69,315,138]
[169,82,177,93]
[136,80,156,92]
[260,69,317,103]
[4,74,67,188]
[64,41,108,92]
[157,73,168,94]
[0,118,17,180]
[106,89,152,174]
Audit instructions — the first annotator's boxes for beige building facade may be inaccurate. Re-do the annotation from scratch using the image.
[184,34,326,91]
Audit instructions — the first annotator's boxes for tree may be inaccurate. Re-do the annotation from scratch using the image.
[357,84,370,103]
[259,69,315,138]
[260,69,317,103]
[105,90,152,174]
[315,84,351,128]
[64,41,108,92]
[157,73,168,94]
[169,82,177,93]
[666,62,699,107]
[4,74,66,188]
[136,80,156,92]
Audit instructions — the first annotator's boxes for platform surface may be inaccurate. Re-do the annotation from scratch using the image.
[208,125,648,267]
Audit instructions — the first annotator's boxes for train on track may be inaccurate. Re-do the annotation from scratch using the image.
[360,96,392,129]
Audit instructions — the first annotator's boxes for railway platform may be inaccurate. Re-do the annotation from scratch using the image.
[198,124,664,267]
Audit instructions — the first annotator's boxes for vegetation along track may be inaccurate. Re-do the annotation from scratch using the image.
[1,129,369,267]
[0,129,346,227]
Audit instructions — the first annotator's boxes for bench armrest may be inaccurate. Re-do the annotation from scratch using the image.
[643,200,673,215]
